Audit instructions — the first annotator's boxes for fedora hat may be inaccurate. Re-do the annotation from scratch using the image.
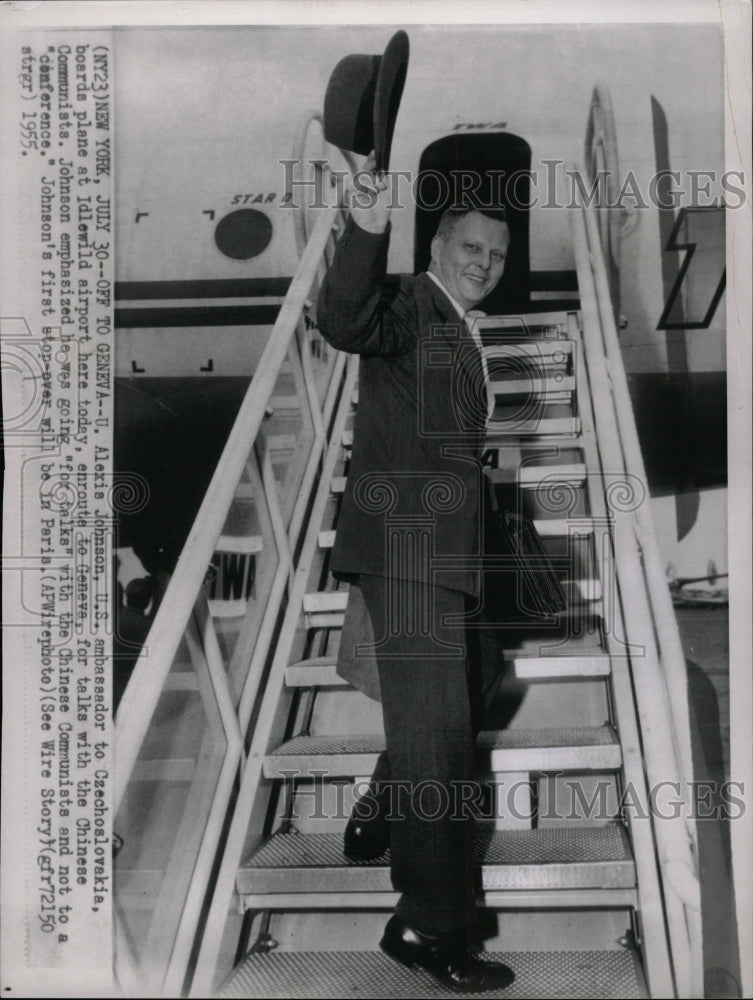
[323,30,409,173]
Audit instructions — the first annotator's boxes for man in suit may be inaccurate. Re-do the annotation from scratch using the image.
[317,159,515,993]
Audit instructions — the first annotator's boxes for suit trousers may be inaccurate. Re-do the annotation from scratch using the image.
[358,574,502,937]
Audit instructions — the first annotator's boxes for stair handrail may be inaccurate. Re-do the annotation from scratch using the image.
[570,169,703,997]
[581,197,698,799]
[114,202,340,813]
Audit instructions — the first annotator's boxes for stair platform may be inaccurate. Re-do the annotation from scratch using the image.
[237,825,635,897]
[285,651,611,688]
[264,726,622,779]
[217,948,646,998]
[317,516,597,551]
[301,587,603,631]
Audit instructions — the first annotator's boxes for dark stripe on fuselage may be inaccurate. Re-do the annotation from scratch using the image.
[115,277,293,300]
[115,305,281,327]
[529,271,579,292]
[113,272,579,326]
[114,272,577,303]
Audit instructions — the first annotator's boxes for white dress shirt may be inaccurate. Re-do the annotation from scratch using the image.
[426,270,495,421]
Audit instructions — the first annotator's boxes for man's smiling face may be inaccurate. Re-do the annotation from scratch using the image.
[429,211,510,313]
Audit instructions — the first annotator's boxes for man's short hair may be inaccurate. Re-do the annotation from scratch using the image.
[435,203,509,241]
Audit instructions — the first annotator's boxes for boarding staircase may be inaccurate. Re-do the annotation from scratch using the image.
[112,174,703,998]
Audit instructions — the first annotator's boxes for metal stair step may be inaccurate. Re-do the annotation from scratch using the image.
[318,517,595,550]
[521,518,595,537]
[482,336,575,360]
[237,825,635,896]
[512,653,610,680]
[335,463,588,493]
[264,726,621,779]
[486,416,581,437]
[302,585,600,616]
[267,433,298,453]
[476,311,579,338]
[301,590,347,628]
[478,727,620,771]
[285,656,346,688]
[518,462,587,485]
[217,948,646,999]
[508,625,605,658]
[302,575,601,629]
[285,653,611,688]
[215,534,264,554]
[490,374,575,397]
[303,592,348,613]
[304,604,603,631]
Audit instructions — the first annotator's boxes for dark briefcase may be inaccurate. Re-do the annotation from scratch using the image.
[481,474,568,623]
[497,508,568,619]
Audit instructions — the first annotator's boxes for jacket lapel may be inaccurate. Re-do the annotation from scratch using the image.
[415,273,487,435]
[416,272,458,329]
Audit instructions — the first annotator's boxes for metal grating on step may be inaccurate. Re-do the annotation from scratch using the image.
[216,948,645,999]
[271,728,616,757]
[479,727,615,749]
[272,733,385,756]
[479,825,630,865]
[244,827,633,873]
[237,826,635,895]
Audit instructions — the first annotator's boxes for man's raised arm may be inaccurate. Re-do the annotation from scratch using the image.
[316,155,416,356]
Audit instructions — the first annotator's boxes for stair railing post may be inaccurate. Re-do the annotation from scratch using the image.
[570,172,703,997]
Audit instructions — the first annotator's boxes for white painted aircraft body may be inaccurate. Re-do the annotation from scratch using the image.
[113,24,728,586]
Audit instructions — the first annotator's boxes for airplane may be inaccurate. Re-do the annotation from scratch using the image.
[112,24,728,598]
[105,20,742,1000]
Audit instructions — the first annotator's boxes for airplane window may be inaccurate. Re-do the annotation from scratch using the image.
[215,208,273,260]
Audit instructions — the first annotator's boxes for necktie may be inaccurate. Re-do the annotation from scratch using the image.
[465,310,495,422]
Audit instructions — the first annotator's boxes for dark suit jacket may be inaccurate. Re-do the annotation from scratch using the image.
[317,217,491,599]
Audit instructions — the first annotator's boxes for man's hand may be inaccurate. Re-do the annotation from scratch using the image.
[349,152,392,234]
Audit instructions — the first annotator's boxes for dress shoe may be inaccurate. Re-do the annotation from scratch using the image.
[343,783,389,861]
[380,914,515,993]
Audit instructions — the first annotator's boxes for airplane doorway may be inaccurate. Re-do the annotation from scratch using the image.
[413,131,532,313]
